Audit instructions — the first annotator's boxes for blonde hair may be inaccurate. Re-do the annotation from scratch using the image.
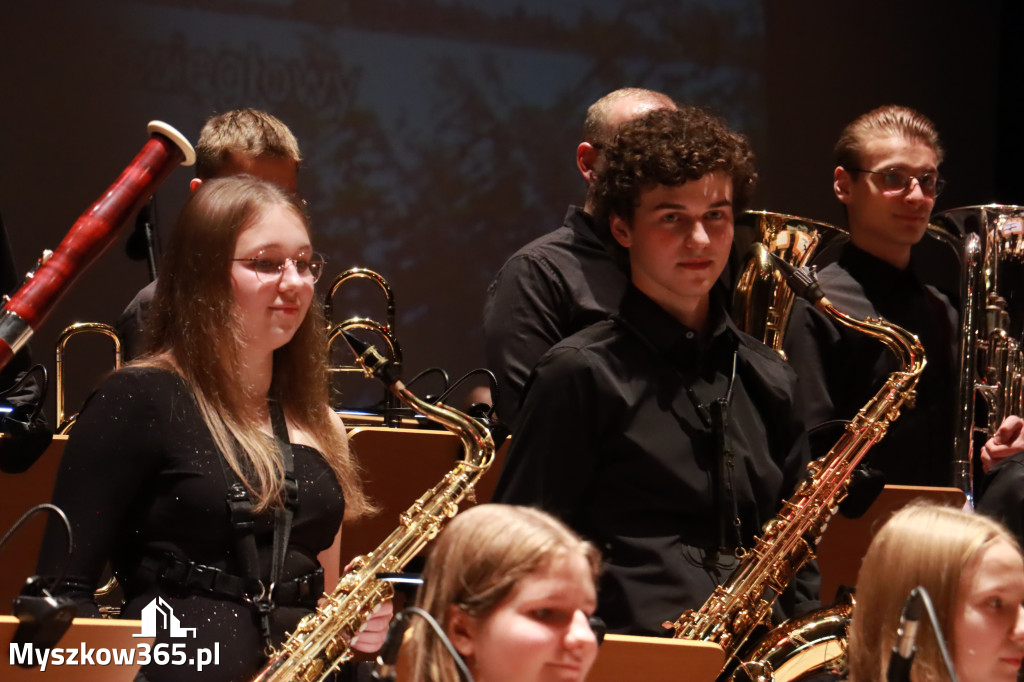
[195,108,302,180]
[848,503,1020,682]
[834,104,944,170]
[407,505,600,682]
[137,176,370,518]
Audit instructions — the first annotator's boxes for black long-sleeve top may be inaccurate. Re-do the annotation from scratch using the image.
[483,206,628,428]
[32,367,367,682]
[783,244,958,487]
[493,285,819,636]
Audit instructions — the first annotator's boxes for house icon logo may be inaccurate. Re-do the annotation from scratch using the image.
[132,597,197,638]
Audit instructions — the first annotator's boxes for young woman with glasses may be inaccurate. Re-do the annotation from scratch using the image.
[32,175,389,681]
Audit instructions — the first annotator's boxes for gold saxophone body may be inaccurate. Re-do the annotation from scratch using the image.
[251,332,496,682]
[665,254,927,682]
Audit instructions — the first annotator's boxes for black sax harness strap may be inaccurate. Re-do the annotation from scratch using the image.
[139,554,323,608]
[217,400,300,656]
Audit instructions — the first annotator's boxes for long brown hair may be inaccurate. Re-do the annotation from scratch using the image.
[138,175,370,518]
[848,503,1020,682]
[407,504,600,682]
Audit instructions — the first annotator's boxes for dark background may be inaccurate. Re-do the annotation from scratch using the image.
[0,0,1020,424]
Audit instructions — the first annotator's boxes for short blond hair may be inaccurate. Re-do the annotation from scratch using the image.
[847,503,1019,682]
[195,108,301,179]
[407,505,600,682]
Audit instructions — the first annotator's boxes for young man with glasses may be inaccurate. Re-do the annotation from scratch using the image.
[783,105,958,487]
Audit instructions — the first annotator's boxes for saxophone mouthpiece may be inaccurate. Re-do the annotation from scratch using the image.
[341,330,400,386]
[768,253,828,307]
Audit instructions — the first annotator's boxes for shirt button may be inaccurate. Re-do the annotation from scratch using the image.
[685,331,695,339]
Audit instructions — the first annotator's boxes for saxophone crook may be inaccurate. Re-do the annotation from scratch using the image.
[250,333,496,682]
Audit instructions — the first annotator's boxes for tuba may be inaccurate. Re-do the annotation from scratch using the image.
[0,122,194,372]
[665,257,926,682]
[251,331,496,682]
[732,211,847,356]
[931,204,1024,503]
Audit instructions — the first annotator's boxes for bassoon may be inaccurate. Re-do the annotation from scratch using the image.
[0,121,195,371]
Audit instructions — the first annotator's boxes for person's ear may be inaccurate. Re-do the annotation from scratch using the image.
[833,166,853,205]
[610,214,632,249]
[189,178,203,192]
[576,142,600,184]
[446,606,477,659]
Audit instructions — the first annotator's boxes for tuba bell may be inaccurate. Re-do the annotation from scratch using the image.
[732,211,847,357]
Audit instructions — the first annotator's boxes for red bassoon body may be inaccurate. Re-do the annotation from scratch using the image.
[0,121,195,370]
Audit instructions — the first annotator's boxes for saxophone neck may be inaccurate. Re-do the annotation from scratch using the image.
[818,299,927,377]
[769,254,926,376]
[341,329,496,469]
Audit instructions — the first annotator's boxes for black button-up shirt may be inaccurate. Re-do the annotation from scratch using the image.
[783,244,958,487]
[494,285,817,635]
[483,206,628,428]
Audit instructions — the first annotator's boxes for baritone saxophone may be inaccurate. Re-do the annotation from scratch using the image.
[665,253,926,682]
[251,331,497,682]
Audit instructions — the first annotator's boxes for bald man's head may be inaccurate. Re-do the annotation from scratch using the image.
[578,88,677,213]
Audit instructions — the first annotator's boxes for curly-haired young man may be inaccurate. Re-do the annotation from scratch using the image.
[494,107,819,636]
[483,88,676,429]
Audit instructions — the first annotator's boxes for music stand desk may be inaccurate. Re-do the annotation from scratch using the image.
[588,635,724,682]
[340,427,507,567]
[0,436,67,606]
[0,615,151,681]
[817,484,966,601]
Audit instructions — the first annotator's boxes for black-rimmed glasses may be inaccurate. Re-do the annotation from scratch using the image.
[849,167,946,197]
[233,253,326,283]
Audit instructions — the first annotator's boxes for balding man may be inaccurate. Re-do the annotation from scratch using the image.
[483,88,676,427]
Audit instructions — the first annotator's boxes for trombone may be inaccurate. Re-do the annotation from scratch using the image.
[55,322,123,434]
[324,268,406,427]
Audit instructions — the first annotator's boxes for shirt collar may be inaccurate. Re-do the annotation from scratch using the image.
[566,205,626,256]
[838,243,921,290]
[617,284,738,366]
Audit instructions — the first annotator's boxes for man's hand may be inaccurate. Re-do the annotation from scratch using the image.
[981,415,1024,473]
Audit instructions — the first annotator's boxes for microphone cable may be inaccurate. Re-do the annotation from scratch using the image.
[2,503,77,661]
[373,606,475,682]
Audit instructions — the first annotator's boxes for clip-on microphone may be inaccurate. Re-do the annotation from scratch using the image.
[886,586,924,682]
